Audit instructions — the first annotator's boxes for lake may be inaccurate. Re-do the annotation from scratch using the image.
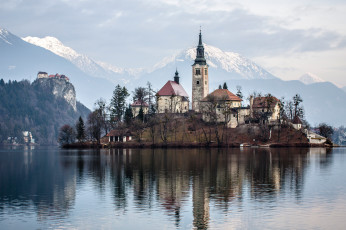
[0,147,345,229]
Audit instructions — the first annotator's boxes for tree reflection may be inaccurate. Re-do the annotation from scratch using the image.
[0,147,336,229]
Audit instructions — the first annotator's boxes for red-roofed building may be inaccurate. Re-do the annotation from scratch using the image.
[131,100,149,117]
[156,70,189,113]
[250,96,281,123]
[200,89,248,128]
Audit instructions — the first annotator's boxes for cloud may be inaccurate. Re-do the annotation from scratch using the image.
[1,0,346,87]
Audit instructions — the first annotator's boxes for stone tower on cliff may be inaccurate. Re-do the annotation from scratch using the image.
[192,30,209,112]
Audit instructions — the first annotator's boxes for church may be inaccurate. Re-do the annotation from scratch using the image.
[156,30,209,114]
[156,69,189,113]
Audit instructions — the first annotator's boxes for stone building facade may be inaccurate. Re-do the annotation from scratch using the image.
[156,70,189,113]
[131,100,149,117]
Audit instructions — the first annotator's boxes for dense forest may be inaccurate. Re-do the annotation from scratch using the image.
[0,78,90,145]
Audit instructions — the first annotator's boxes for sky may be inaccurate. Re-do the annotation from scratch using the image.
[1,0,346,87]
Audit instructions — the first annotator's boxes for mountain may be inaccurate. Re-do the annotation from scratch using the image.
[299,73,325,85]
[0,28,115,108]
[342,86,346,93]
[0,78,90,145]
[22,36,275,87]
[22,36,141,84]
[132,44,277,97]
[2,28,346,126]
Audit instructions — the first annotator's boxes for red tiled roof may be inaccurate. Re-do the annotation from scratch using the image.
[131,100,149,107]
[157,81,189,97]
[201,89,242,102]
[252,96,280,109]
[292,116,302,124]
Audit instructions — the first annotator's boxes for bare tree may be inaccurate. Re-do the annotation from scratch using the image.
[87,110,103,144]
[58,124,76,145]
[94,98,110,134]
[147,116,158,145]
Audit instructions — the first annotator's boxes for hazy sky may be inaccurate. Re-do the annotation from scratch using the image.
[1,0,346,86]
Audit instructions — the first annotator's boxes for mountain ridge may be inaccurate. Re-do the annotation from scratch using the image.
[1,28,346,126]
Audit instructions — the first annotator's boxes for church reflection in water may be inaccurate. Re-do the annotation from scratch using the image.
[0,147,333,229]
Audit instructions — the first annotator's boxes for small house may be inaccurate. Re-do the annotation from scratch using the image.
[131,100,149,117]
[106,129,132,143]
[292,116,303,130]
[250,96,280,123]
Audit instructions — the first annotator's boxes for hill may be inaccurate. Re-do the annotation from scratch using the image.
[0,78,90,145]
[0,28,115,109]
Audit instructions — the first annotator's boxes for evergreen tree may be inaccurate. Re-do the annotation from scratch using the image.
[138,107,144,122]
[150,104,156,115]
[218,84,222,89]
[147,81,155,110]
[223,82,228,89]
[76,116,86,142]
[110,85,129,123]
[124,105,133,125]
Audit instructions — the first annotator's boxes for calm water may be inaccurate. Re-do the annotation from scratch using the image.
[0,147,346,229]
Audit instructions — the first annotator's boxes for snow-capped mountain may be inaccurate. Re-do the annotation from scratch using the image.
[2,27,346,126]
[299,73,325,85]
[22,36,139,84]
[23,35,275,85]
[152,44,276,80]
[0,28,115,109]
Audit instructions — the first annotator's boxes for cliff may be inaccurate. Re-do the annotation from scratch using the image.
[0,78,90,145]
[33,78,77,111]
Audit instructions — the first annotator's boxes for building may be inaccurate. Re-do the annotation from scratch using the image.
[22,131,35,144]
[37,72,48,79]
[292,116,303,130]
[47,73,70,82]
[304,130,327,144]
[106,129,132,142]
[131,100,149,117]
[200,89,249,128]
[192,30,209,112]
[250,96,281,123]
[156,70,189,113]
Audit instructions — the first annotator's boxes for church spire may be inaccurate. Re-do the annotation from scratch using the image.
[194,29,206,65]
[198,28,203,46]
[174,68,180,84]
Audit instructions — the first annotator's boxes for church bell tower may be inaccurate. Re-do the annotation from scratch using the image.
[192,30,209,112]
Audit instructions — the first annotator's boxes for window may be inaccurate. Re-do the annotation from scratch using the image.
[196,80,200,85]
[195,68,200,75]
[205,81,207,85]
[205,69,207,75]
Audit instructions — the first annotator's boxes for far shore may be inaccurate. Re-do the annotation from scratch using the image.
[62,141,332,149]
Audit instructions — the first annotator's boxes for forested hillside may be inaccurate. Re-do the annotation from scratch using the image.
[0,79,90,145]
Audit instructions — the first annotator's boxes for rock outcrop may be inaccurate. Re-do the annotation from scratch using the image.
[33,78,77,111]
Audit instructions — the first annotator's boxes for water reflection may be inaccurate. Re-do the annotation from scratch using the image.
[0,147,339,229]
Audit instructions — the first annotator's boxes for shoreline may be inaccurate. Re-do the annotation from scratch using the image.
[62,142,333,149]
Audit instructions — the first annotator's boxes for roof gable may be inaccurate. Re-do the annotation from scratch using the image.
[157,81,189,97]
[253,96,280,109]
[131,100,149,107]
[201,89,242,102]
